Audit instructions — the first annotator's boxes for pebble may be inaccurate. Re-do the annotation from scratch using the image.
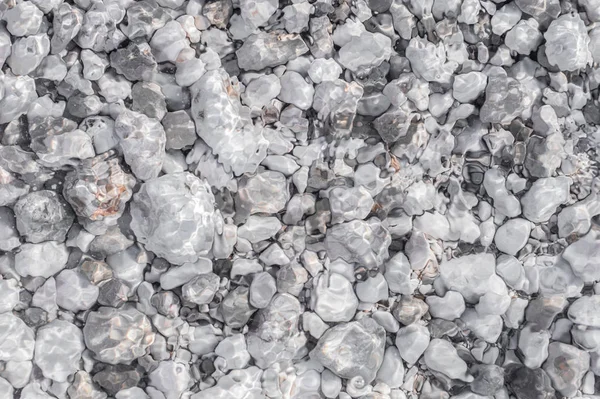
[148,361,191,399]
[15,241,69,278]
[494,218,532,255]
[34,320,84,382]
[130,173,216,265]
[543,342,590,397]
[0,313,35,362]
[395,324,430,365]
[311,318,386,383]
[83,307,154,365]
[311,272,358,322]
[521,177,571,223]
[426,291,465,320]
[423,339,473,382]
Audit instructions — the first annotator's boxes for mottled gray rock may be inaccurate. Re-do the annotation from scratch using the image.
[384,252,413,295]
[219,286,256,328]
[313,79,363,138]
[543,342,590,397]
[98,72,132,103]
[114,110,165,181]
[394,324,429,366]
[439,253,497,303]
[83,307,154,364]
[0,313,34,361]
[461,308,503,343]
[328,186,373,224]
[491,3,522,35]
[216,333,250,370]
[0,377,13,399]
[423,339,472,382]
[525,134,565,178]
[494,218,531,255]
[406,36,456,85]
[190,69,268,175]
[0,75,37,125]
[539,257,584,298]
[182,273,220,305]
[0,279,19,314]
[569,295,600,327]
[4,2,43,37]
[148,361,191,399]
[92,365,144,395]
[238,215,282,243]
[375,346,404,388]
[51,4,83,54]
[56,269,99,312]
[393,295,428,325]
[14,190,74,244]
[79,116,119,154]
[544,14,590,71]
[249,272,277,309]
[110,41,157,82]
[132,82,167,120]
[471,365,504,396]
[505,19,542,55]
[518,324,550,369]
[241,74,281,110]
[311,272,358,322]
[239,0,277,29]
[278,71,314,110]
[68,371,108,399]
[338,32,391,75]
[521,176,571,223]
[235,171,289,217]
[81,49,109,81]
[64,156,135,234]
[308,58,342,84]
[122,0,171,40]
[355,273,388,303]
[35,320,84,382]
[325,218,390,269]
[247,293,303,368]
[563,231,600,283]
[15,241,69,278]
[526,296,568,330]
[452,72,487,103]
[130,173,216,265]
[480,67,529,124]
[150,21,188,63]
[8,34,50,75]
[28,117,95,169]
[236,31,308,71]
[163,111,197,150]
[483,168,521,217]
[311,318,385,383]
[506,364,555,399]
[426,291,465,320]
[98,278,129,308]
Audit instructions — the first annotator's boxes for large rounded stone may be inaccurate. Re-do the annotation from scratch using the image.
[35,320,84,382]
[14,190,74,243]
[0,313,34,362]
[310,318,386,383]
[130,172,217,265]
[83,307,154,365]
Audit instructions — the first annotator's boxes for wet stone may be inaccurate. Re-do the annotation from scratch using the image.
[311,318,386,383]
[83,307,154,365]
